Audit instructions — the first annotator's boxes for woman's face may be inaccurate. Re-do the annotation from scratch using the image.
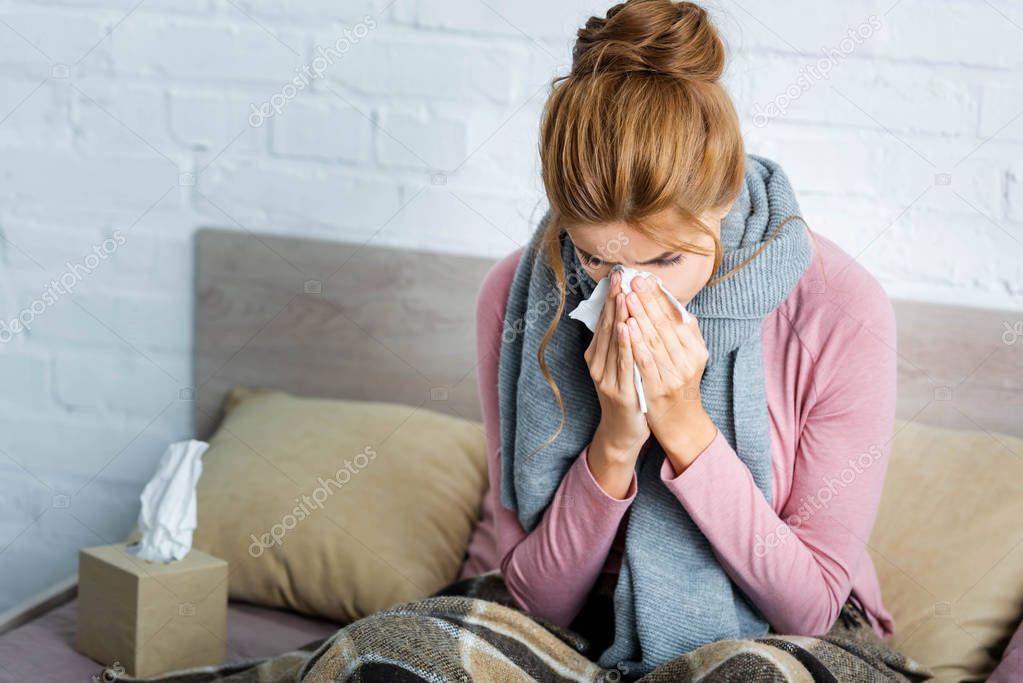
[564,203,733,306]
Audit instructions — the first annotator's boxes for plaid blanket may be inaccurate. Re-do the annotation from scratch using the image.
[118,571,933,682]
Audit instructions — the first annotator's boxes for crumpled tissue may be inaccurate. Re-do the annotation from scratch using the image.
[128,439,208,562]
[568,264,690,413]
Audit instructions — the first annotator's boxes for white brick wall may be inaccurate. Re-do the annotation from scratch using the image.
[0,0,1020,613]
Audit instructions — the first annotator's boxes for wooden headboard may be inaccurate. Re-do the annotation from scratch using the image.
[194,228,1023,440]
[193,228,495,437]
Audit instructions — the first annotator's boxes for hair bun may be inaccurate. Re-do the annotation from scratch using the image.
[572,0,725,83]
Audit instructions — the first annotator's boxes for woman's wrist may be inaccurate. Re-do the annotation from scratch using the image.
[661,409,717,476]
[587,425,643,499]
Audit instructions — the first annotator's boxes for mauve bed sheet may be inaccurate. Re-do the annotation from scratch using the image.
[0,597,341,682]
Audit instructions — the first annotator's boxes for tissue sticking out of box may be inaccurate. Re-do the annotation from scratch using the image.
[128,440,208,562]
[568,264,690,414]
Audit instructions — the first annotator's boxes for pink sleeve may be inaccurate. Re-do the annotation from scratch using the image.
[658,290,898,636]
[475,248,637,627]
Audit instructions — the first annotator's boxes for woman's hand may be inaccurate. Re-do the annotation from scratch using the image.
[624,275,717,475]
[583,270,650,497]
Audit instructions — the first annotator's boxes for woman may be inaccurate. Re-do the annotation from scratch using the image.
[463,0,923,677]
[296,1,932,681]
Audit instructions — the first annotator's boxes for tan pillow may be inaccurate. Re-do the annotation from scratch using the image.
[869,418,1023,680]
[132,387,488,623]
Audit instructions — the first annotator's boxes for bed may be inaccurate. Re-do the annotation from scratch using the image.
[1,227,1021,682]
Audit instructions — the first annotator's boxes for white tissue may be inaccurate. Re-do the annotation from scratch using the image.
[568,265,690,414]
[128,439,208,562]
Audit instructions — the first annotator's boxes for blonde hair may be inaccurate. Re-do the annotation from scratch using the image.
[531,0,808,454]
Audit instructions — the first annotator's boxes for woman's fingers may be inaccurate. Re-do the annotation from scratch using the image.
[642,279,701,351]
[631,277,686,360]
[616,321,635,395]
[602,293,623,382]
[649,279,690,333]
[626,289,676,375]
[676,309,703,349]
[585,272,619,370]
[603,287,629,383]
[627,317,661,385]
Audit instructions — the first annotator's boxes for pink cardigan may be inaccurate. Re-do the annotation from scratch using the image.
[459,229,898,641]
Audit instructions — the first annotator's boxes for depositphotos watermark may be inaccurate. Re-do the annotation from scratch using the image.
[753,443,885,557]
[501,231,631,344]
[0,230,126,344]
[248,446,378,557]
[1002,320,1023,345]
[248,16,378,127]
[751,15,882,128]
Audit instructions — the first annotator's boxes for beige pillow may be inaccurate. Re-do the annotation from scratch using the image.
[869,418,1023,681]
[132,387,488,623]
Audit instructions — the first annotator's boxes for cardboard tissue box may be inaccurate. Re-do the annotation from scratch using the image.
[75,542,228,678]
[77,439,222,677]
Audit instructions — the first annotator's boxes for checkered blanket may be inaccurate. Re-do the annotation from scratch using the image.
[118,571,933,682]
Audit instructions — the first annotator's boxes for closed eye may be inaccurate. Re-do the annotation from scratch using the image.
[574,246,605,269]
[574,245,686,269]
[653,254,685,267]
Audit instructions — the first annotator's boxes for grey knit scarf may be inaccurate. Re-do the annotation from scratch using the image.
[496,154,814,677]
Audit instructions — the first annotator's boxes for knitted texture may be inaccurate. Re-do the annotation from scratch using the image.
[497,154,814,676]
